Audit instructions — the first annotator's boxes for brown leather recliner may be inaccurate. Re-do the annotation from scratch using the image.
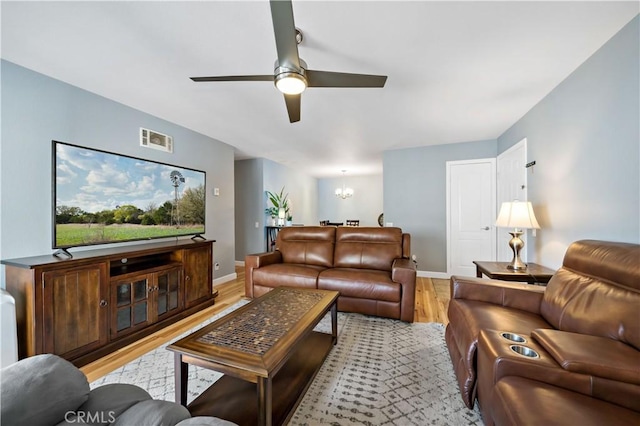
[445,239,640,424]
[245,226,416,322]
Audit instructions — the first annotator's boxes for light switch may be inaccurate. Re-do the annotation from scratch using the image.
[213,188,220,196]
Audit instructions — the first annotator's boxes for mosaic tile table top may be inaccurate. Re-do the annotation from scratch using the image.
[196,288,327,355]
[168,287,339,371]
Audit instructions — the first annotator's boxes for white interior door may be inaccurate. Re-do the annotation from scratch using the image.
[447,159,496,276]
[496,139,528,261]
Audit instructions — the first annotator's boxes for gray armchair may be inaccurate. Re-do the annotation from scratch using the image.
[0,354,235,426]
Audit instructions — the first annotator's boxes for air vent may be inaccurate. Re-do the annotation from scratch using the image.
[140,128,173,153]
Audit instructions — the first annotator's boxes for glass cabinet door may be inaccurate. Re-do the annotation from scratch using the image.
[110,266,183,338]
[155,267,182,319]
[112,277,150,338]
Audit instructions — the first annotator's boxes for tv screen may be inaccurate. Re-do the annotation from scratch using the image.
[53,140,206,249]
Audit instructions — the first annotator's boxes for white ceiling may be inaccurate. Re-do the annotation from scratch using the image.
[2,1,638,177]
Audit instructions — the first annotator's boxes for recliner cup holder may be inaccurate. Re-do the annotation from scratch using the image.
[500,332,526,343]
[510,345,540,358]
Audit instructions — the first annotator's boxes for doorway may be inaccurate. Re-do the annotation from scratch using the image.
[446,158,496,276]
[496,138,528,261]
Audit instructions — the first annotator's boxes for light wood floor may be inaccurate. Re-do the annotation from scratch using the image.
[81,267,450,382]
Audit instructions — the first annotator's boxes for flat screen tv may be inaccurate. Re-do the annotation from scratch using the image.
[52,140,206,253]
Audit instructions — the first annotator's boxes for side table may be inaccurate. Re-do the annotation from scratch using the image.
[265,225,283,252]
[473,261,555,285]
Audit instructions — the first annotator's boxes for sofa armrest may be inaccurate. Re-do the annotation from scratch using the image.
[245,251,283,269]
[392,258,417,322]
[244,251,283,298]
[450,275,545,315]
[532,329,640,385]
[1,354,90,426]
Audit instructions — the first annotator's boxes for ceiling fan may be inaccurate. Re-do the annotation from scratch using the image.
[190,0,387,123]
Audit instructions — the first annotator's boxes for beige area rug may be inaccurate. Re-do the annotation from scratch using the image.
[91,301,482,425]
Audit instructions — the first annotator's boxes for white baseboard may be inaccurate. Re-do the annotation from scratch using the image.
[213,272,237,286]
[235,260,245,267]
[417,270,450,279]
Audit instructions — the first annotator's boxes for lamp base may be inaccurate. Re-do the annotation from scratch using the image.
[507,230,527,270]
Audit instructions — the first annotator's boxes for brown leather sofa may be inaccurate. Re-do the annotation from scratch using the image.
[445,239,640,425]
[245,226,416,322]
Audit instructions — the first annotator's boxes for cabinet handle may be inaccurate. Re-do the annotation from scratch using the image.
[99,300,107,307]
[185,276,191,281]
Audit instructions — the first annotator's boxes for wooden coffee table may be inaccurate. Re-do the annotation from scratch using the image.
[167,287,339,426]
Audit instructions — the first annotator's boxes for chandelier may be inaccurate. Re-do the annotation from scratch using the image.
[335,170,354,199]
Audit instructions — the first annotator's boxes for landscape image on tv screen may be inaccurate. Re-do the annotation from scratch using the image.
[53,141,206,249]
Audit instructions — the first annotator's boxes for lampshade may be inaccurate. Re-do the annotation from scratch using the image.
[495,201,540,230]
[275,72,307,95]
[496,201,539,270]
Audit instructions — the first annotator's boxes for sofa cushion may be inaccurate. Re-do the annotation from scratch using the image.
[333,227,403,271]
[112,400,190,426]
[318,268,401,302]
[57,383,152,425]
[276,226,335,267]
[541,240,640,350]
[1,354,90,426]
[252,263,325,289]
[491,376,640,426]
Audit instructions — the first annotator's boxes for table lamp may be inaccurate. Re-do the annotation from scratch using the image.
[495,201,540,270]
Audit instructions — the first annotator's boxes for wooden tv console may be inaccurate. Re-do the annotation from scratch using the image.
[2,239,216,367]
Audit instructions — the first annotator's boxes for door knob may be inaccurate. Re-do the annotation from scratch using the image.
[481,226,490,230]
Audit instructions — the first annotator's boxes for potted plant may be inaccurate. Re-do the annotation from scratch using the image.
[265,187,290,226]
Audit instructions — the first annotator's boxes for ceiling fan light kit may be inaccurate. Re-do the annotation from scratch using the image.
[190,0,387,123]
[275,71,307,95]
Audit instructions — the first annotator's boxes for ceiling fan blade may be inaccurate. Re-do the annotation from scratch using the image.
[284,94,301,123]
[269,0,301,70]
[306,70,387,88]
[190,75,274,82]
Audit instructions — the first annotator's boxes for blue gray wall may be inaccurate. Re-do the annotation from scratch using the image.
[234,158,318,260]
[1,60,237,284]
[383,140,497,273]
[234,159,264,259]
[497,15,640,268]
[234,164,381,259]
[263,159,318,229]
[4,15,638,279]
[318,174,383,227]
